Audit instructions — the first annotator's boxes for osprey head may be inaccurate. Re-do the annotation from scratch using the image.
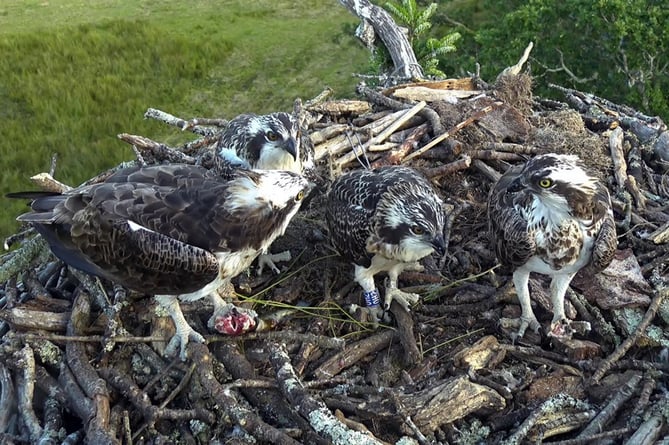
[246,112,300,171]
[508,154,599,211]
[375,182,446,261]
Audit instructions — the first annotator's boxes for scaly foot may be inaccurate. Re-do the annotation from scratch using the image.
[256,250,292,275]
[510,314,541,343]
[383,286,420,312]
[164,324,206,361]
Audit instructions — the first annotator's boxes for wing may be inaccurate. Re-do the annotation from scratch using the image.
[17,191,219,295]
[92,168,288,254]
[589,185,617,271]
[487,166,536,267]
[326,196,374,266]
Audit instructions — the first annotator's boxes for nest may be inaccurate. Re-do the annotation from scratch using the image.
[1,71,668,444]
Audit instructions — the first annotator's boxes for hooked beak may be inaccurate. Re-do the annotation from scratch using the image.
[431,235,446,256]
[284,137,298,161]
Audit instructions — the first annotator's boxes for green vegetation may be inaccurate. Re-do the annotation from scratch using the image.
[438,0,668,119]
[0,0,368,238]
[371,0,460,78]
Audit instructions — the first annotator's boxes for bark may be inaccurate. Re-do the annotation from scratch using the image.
[338,0,423,81]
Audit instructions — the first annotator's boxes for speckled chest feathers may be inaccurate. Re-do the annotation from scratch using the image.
[488,154,616,273]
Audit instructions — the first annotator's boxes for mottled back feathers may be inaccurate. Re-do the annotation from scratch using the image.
[326,166,445,267]
[11,164,310,295]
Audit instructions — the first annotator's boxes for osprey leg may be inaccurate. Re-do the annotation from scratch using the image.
[155,295,206,360]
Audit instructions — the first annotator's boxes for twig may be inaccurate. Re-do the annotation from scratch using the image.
[66,290,116,444]
[189,343,301,445]
[576,372,641,438]
[269,342,385,445]
[15,345,42,442]
[472,159,502,183]
[117,133,196,164]
[371,123,429,167]
[0,236,49,284]
[334,103,426,167]
[208,329,345,350]
[402,101,503,163]
[609,126,628,190]
[313,329,395,379]
[144,108,215,136]
[29,172,72,192]
[99,366,214,424]
[591,281,668,383]
[501,394,592,445]
[545,427,632,445]
[0,362,16,433]
[422,155,472,179]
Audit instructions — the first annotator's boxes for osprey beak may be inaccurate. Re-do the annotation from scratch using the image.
[284,138,298,161]
[507,177,524,193]
[432,235,446,256]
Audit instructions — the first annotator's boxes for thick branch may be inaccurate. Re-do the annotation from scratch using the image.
[339,0,423,81]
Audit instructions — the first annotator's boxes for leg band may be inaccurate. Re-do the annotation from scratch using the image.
[363,289,381,307]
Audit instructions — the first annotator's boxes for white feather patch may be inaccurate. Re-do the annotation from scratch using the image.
[127,220,156,233]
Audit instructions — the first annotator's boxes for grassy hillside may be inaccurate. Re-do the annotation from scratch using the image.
[0,0,368,238]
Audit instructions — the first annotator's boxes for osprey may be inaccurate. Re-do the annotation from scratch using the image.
[216,112,314,174]
[216,111,317,274]
[326,166,446,322]
[488,153,617,339]
[9,164,311,359]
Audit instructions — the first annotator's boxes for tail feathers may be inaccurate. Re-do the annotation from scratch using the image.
[16,211,57,223]
[6,191,61,200]
[8,191,66,223]
[32,225,109,279]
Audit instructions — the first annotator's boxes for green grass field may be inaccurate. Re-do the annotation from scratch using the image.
[0,0,368,238]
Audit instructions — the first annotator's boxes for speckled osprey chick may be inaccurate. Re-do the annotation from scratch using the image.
[488,153,617,339]
[326,166,446,322]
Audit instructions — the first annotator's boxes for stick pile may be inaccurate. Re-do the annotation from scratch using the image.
[1,70,668,444]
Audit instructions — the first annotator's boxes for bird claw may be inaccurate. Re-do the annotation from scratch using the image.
[164,327,206,361]
[256,250,292,275]
[350,304,390,325]
[384,287,420,312]
[510,315,541,343]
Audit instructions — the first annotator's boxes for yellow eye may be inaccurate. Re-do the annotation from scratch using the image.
[266,131,279,141]
[295,190,305,201]
[410,225,425,235]
[539,178,553,188]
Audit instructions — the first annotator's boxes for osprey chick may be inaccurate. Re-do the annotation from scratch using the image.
[216,112,314,174]
[488,153,617,339]
[216,111,316,274]
[9,165,310,359]
[326,166,446,322]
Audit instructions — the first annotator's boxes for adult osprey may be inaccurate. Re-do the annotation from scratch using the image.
[326,166,446,322]
[488,153,617,339]
[9,164,311,359]
[216,112,314,174]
